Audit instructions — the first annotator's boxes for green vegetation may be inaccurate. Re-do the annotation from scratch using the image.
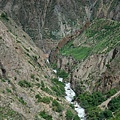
[77,89,119,120]
[108,95,120,112]
[35,94,42,102]
[38,110,53,120]
[78,92,105,109]
[41,97,51,104]
[18,80,32,88]
[57,69,68,79]
[51,78,65,97]
[35,94,51,104]
[31,74,35,79]
[6,88,12,93]
[0,106,24,120]
[40,81,52,95]
[0,12,9,21]
[65,109,79,120]
[60,19,120,61]
[18,97,27,105]
[52,100,63,112]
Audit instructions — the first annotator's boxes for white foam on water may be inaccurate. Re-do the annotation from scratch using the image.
[46,59,50,64]
[65,83,86,120]
[53,69,57,73]
[52,70,86,120]
[58,77,63,82]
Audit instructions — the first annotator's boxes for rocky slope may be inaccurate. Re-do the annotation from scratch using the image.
[55,19,120,94]
[0,13,79,120]
[50,18,120,120]
[0,0,120,51]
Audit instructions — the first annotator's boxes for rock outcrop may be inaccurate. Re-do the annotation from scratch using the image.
[0,0,120,50]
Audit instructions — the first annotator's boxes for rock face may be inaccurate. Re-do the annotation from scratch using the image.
[0,0,120,50]
[0,14,77,120]
[56,19,120,94]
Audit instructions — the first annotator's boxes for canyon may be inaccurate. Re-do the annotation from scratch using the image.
[0,0,120,120]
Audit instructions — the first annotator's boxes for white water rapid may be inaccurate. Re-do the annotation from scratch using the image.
[54,70,86,120]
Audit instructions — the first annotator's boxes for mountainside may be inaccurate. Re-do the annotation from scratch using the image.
[51,18,120,119]
[0,0,120,120]
[0,13,80,120]
[0,0,120,51]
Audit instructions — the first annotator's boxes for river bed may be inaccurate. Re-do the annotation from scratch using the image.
[56,71,86,120]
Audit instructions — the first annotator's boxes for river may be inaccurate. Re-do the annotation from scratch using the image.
[53,69,86,120]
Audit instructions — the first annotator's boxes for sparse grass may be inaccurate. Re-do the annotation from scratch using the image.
[39,110,53,120]
[57,69,68,79]
[18,97,27,105]
[52,99,63,112]
[51,78,65,97]
[0,106,24,120]
[31,74,35,79]
[6,88,12,93]
[18,80,32,88]
[0,12,9,21]
[0,36,2,39]
[60,19,120,61]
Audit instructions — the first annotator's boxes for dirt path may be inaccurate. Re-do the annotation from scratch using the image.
[98,90,120,110]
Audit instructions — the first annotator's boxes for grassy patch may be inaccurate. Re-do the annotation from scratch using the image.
[51,78,65,97]
[60,19,120,61]
[52,100,63,112]
[18,80,32,88]
[0,106,25,120]
[39,110,53,120]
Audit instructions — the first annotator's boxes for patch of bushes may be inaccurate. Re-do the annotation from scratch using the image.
[39,110,52,120]
[57,69,68,79]
[40,81,52,95]
[78,92,105,109]
[105,88,117,98]
[52,100,63,112]
[6,88,12,93]
[35,94,42,102]
[65,109,79,120]
[0,36,2,39]
[41,97,51,104]
[77,89,119,119]
[31,74,35,79]
[18,80,32,88]
[1,12,9,21]
[108,95,120,112]
[35,94,50,104]
[18,97,27,105]
[51,78,65,97]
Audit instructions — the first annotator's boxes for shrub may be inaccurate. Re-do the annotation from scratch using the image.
[18,97,27,105]
[52,100,63,112]
[6,88,11,93]
[18,80,32,88]
[31,74,35,79]
[57,69,68,79]
[1,12,9,21]
[35,94,41,102]
[36,77,39,81]
[65,110,74,120]
[51,78,65,97]
[108,95,120,112]
[41,97,50,104]
[39,110,52,120]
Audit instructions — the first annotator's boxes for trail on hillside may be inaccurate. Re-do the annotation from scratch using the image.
[98,90,120,110]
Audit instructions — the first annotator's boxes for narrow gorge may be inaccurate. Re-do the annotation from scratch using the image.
[0,0,120,120]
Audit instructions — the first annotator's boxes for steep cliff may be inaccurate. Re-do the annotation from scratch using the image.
[53,18,120,120]
[57,19,120,94]
[0,0,120,50]
[0,13,79,120]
